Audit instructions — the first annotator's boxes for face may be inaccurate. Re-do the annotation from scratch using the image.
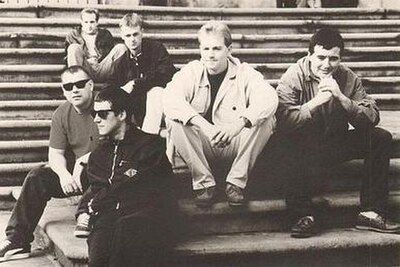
[81,12,98,35]
[121,25,143,55]
[309,45,341,79]
[61,71,93,109]
[199,33,231,75]
[92,101,123,138]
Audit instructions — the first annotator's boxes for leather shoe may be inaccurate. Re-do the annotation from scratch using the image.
[194,186,216,208]
[225,183,246,207]
[291,216,317,238]
[355,212,400,234]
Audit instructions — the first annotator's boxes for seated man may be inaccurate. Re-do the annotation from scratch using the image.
[66,8,127,82]
[108,12,177,135]
[0,66,99,262]
[85,88,176,267]
[274,28,400,238]
[163,21,278,207]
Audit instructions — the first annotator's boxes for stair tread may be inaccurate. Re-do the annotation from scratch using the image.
[38,190,400,261]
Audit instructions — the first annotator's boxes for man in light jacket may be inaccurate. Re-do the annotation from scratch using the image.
[163,21,278,207]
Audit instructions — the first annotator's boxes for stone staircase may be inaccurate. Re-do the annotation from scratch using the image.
[0,4,400,266]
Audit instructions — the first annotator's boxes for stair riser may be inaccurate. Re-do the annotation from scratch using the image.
[0,127,50,141]
[1,68,399,83]
[3,24,400,35]
[2,36,399,49]
[0,110,55,120]
[0,87,63,100]
[0,148,48,163]
[5,51,400,65]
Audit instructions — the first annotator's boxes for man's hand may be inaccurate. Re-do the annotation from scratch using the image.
[71,153,91,193]
[319,76,343,99]
[212,119,246,148]
[305,85,333,111]
[120,80,135,94]
[86,57,98,65]
[59,173,81,196]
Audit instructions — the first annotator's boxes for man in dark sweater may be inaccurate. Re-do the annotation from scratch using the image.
[108,12,177,135]
[85,87,176,267]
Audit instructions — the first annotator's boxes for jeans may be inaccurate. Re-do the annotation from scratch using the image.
[5,166,88,245]
[261,127,392,220]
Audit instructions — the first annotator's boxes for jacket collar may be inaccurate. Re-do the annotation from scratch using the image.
[199,55,239,88]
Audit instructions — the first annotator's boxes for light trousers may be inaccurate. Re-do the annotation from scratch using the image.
[167,117,275,190]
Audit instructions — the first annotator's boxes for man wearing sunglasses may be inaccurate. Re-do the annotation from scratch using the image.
[84,87,176,267]
[108,12,176,135]
[0,66,99,262]
[66,8,127,82]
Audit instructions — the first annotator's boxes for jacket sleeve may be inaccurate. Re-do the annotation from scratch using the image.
[134,42,177,95]
[276,66,313,133]
[163,62,203,125]
[240,64,278,126]
[341,76,380,129]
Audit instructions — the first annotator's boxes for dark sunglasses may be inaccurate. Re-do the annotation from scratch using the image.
[62,79,90,91]
[91,109,114,120]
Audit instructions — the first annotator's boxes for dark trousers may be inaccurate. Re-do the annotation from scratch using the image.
[87,208,173,267]
[5,166,88,246]
[262,127,391,220]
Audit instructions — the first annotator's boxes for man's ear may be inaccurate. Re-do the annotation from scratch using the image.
[227,44,232,55]
[119,110,127,121]
[87,80,94,91]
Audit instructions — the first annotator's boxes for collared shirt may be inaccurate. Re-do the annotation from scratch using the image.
[276,56,380,142]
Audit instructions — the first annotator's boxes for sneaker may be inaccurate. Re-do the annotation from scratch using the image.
[0,240,30,262]
[225,183,246,207]
[194,186,216,208]
[74,212,91,238]
[355,212,400,234]
[291,216,317,238]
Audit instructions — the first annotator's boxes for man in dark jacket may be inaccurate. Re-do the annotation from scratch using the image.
[66,8,127,82]
[108,12,177,135]
[85,87,177,267]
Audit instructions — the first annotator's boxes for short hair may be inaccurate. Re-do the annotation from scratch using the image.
[81,8,100,22]
[198,21,232,47]
[95,86,133,121]
[119,13,144,29]
[61,65,91,80]
[309,28,344,55]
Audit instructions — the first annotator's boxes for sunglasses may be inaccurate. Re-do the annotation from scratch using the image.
[91,109,114,120]
[62,79,90,91]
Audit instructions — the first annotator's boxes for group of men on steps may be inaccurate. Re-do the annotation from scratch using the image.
[0,6,399,267]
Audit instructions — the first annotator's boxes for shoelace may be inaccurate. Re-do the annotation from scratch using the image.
[0,240,11,251]
[77,214,90,227]
[298,217,314,227]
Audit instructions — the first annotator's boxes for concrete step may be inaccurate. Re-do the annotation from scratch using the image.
[3,5,400,20]
[4,46,400,65]
[0,100,63,120]
[0,119,50,140]
[2,62,400,82]
[1,77,400,102]
[0,162,47,186]
[36,191,400,266]
[0,186,20,211]
[2,31,400,49]
[0,140,48,163]
[2,18,400,35]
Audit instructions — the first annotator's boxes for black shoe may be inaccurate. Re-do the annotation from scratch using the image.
[291,216,317,238]
[0,240,30,262]
[355,212,400,234]
[194,186,216,208]
[225,183,246,207]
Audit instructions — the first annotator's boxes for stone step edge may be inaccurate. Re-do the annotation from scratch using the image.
[4,46,400,55]
[2,61,400,72]
[37,190,400,262]
[3,17,400,25]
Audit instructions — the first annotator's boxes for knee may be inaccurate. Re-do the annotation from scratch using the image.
[373,127,392,145]
[146,86,163,100]
[24,166,46,185]
[67,43,83,55]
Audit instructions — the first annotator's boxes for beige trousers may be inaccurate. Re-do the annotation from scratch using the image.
[167,117,275,190]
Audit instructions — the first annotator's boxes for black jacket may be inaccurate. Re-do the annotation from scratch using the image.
[86,127,175,215]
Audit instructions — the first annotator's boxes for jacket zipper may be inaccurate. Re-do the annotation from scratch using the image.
[108,143,119,184]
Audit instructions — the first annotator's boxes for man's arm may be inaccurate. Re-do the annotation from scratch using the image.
[319,75,379,128]
[48,147,81,195]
